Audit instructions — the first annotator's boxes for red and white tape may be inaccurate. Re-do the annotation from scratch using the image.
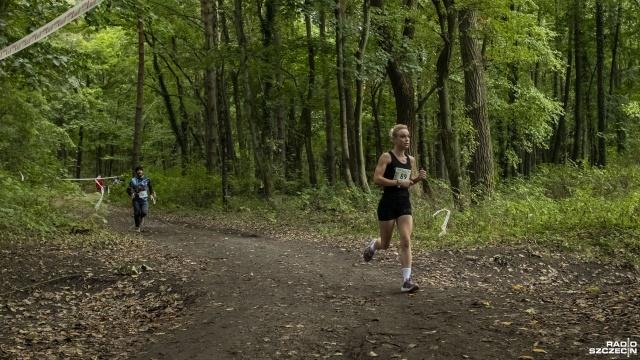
[0,0,104,61]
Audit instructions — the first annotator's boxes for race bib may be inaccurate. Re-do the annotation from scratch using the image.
[393,168,411,181]
[138,190,148,198]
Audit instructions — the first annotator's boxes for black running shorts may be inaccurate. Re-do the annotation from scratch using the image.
[377,196,412,221]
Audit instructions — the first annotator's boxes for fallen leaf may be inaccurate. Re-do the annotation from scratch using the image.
[368,351,378,357]
[500,322,513,326]
[517,356,534,360]
[533,348,547,353]
[586,286,600,294]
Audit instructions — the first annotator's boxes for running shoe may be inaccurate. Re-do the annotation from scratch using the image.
[139,218,145,232]
[135,227,140,232]
[363,239,376,262]
[401,278,419,293]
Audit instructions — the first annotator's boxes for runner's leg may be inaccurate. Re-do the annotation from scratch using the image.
[396,215,413,269]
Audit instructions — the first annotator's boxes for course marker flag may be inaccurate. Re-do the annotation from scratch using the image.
[0,0,104,61]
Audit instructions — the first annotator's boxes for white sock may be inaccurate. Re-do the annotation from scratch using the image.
[402,268,411,281]
[369,238,377,251]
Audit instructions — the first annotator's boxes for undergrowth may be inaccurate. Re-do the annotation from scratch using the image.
[138,160,640,266]
[0,170,116,245]
[4,156,640,266]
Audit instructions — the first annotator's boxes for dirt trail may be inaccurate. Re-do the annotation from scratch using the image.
[107,208,639,360]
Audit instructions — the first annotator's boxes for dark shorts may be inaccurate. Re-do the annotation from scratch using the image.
[377,196,412,221]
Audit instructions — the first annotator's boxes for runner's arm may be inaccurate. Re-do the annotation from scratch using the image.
[409,156,427,185]
[126,180,134,196]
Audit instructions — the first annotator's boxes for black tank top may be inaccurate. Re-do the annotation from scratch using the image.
[382,151,411,198]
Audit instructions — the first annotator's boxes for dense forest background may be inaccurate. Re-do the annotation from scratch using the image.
[1,0,640,259]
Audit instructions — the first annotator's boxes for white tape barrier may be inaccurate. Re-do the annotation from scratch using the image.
[0,0,104,61]
[432,208,451,237]
[61,176,119,181]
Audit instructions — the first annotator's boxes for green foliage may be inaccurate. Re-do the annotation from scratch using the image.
[0,171,87,241]
[434,162,640,263]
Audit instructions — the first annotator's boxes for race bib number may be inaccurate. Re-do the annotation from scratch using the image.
[138,190,148,198]
[393,168,411,181]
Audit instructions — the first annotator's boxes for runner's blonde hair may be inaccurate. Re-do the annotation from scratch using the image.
[389,124,408,141]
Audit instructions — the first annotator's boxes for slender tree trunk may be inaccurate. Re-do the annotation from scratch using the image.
[371,81,384,158]
[149,33,189,175]
[231,71,246,162]
[435,140,446,179]
[170,37,191,172]
[416,84,432,196]
[345,82,358,181]
[595,0,606,167]
[96,145,102,176]
[610,0,624,153]
[234,0,271,197]
[218,0,237,170]
[108,144,114,176]
[353,0,371,191]
[433,0,462,209]
[335,0,353,187]
[132,17,144,175]
[258,0,278,169]
[320,10,336,185]
[571,0,583,162]
[286,99,304,180]
[459,8,494,201]
[201,0,219,174]
[552,26,572,164]
[76,125,84,179]
[302,8,318,187]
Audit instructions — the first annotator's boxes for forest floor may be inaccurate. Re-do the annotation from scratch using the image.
[1,205,640,360]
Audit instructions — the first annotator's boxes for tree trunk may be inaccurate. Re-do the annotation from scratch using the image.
[132,17,144,175]
[320,10,336,185]
[595,0,606,167]
[459,8,494,201]
[149,34,189,175]
[371,0,418,157]
[433,0,462,209]
[258,0,279,169]
[416,85,432,196]
[302,8,317,187]
[231,71,247,162]
[353,0,371,192]
[286,99,304,180]
[345,82,359,182]
[571,0,583,162]
[76,125,84,179]
[610,0,624,153]
[551,25,572,164]
[371,81,384,159]
[334,0,354,187]
[234,0,271,197]
[201,0,220,174]
[218,0,237,172]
